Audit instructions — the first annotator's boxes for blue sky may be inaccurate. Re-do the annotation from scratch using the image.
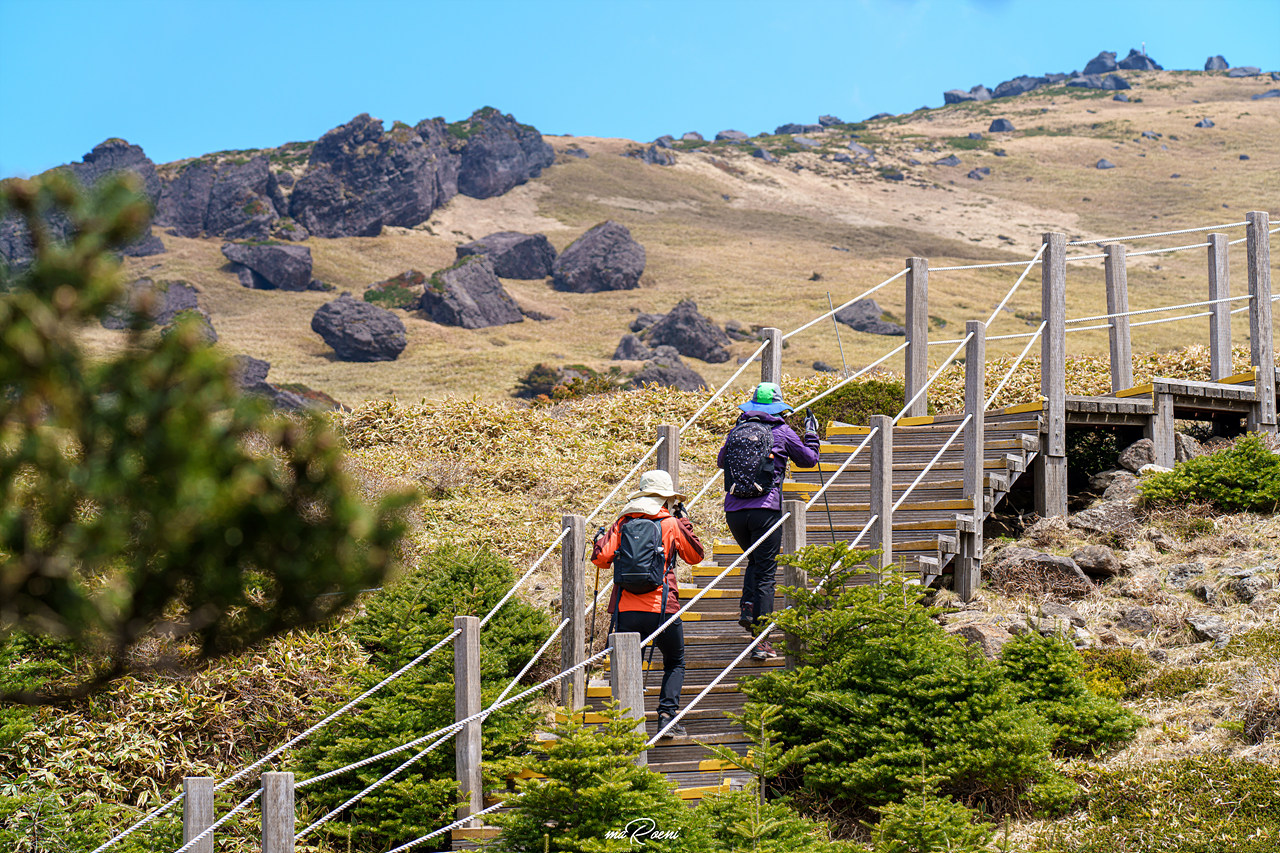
[1,0,1277,177]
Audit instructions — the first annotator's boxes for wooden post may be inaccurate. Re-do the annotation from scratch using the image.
[904,257,929,417]
[1208,233,1232,382]
[957,321,985,602]
[1036,232,1068,518]
[761,327,782,386]
[609,632,647,765]
[454,615,481,825]
[1104,243,1133,393]
[656,424,679,493]
[869,415,893,570]
[1247,211,1275,432]
[260,772,294,853]
[781,500,807,669]
[560,514,586,710]
[182,777,214,853]
[1152,393,1175,467]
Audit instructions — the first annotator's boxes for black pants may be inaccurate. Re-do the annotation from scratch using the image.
[725,507,783,624]
[614,610,685,719]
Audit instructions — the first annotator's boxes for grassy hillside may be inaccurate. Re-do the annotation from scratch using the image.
[108,70,1279,405]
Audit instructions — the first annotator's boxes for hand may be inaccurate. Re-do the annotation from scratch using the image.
[672,502,687,519]
[804,408,819,435]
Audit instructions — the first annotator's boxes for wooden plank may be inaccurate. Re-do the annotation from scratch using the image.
[905,257,929,417]
[1105,243,1134,393]
[958,321,984,601]
[1246,212,1275,431]
[561,514,586,710]
[609,632,647,765]
[995,401,1044,415]
[899,415,935,426]
[1208,233,1232,382]
[182,777,214,853]
[761,328,782,385]
[455,616,482,823]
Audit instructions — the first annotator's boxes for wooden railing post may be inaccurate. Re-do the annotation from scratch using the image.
[454,615,481,825]
[261,772,295,853]
[656,424,679,493]
[869,415,893,570]
[608,632,647,765]
[1208,233,1232,382]
[904,258,929,417]
[560,514,586,710]
[1036,232,1068,518]
[781,500,807,669]
[761,328,782,385]
[1104,243,1133,393]
[957,321,985,602]
[1247,211,1275,432]
[182,777,214,853]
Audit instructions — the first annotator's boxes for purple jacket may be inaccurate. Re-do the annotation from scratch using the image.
[717,411,821,511]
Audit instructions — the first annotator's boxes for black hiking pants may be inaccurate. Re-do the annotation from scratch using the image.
[725,507,783,626]
[614,610,685,719]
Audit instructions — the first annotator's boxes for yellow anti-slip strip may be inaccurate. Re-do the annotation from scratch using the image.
[1220,368,1257,385]
[827,425,872,436]
[678,782,732,800]
[898,415,935,426]
[698,759,742,771]
[998,401,1044,415]
[1116,382,1154,398]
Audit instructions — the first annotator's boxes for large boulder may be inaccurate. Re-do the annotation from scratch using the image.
[988,118,1016,132]
[630,346,707,392]
[456,231,556,279]
[289,113,458,238]
[992,75,1045,98]
[835,298,905,335]
[775,123,823,134]
[946,623,1013,659]
[1117,48,1161,70]
[944,85,992,104]
[311,293,407,362]
[233,355,307,411]
[1068,73,1131,91]
[551,221,646,293]
[102,278,201,330]
[1083,51,1118,75]
[715,129,749,141]
[454,107,555,199]
[1068,499,1139,537]
[613,333,654,361]
[158,155,280,239]
[1205,55,1229,71]
[625,144,676,166]
[643,300,732,363]
[1118,438,1154,471]
[221,241,313,291]
[421,256,524,329]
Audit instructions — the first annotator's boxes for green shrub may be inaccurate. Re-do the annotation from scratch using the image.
[1139,434,1280,513]
[1080,647,1153,700]
[292,545,552,852]
[788,379,921,438]
[364,285,421,310]
[513,363,626,401]
[696,787,856,852]
[1064,757,1280,853]
[1025,772,1082,818]
[869,782,994,853]
[1141,665,1212,699]
[998,634,1143,755]
[1220,625,1280,665]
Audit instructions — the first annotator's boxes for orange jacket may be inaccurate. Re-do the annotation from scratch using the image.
[591,509,705,614]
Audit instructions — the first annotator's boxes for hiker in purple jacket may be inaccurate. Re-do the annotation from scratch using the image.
[716,382,820,660]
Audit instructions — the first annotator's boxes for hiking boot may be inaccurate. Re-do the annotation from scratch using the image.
[657,716,688,739]
[738,606,754,631]
[751,641,779,661]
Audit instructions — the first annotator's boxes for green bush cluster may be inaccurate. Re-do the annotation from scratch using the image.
[788,379,917,438]
[1139,434,1280,512]
[513,363,626,402]
[870,783,994,853]
[1080,647,1154,700]
[1141,665,1212,699]
[291,545,552,852]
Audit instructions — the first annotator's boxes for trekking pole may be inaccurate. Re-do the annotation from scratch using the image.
[808,407,838,544]
[585,560,602,725]
[827,292,849,376]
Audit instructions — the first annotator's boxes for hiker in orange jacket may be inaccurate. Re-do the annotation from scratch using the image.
[591,469,705,738]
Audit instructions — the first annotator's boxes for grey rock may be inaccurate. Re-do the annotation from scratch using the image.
[1072,544,1122,578]
[644,300,732,363]
[1143,527,1177,552]
[271,218,309,241]
[833,153,854,163]
[1003,615,1031,635]
[1088,468,1128,491]
[946,623,1013,659]
[1068,73,1131,90]
[775,123,823,134]
[102,278,201,330]
[988,118,1015,132]
[613,333,654,361]
[1117,607,1155,634]
[813,360,837,373]
[159,155,278,239]
[752,147,779,163]
[1205,55,1229,71]
[834,298,905,336]
[1103,473,1140,502]
[1227,66,1261,77]
[1233,574,1272,602]
[1141,130,1161,139]
[993,75,1045,98]
[848,141,874,156]
[455,109,556,199]
[630,346,708,392]
[420,256,523,329]
[966,169,986,181]
[944,89,978,104]
[1118,438,1155,471]
[865,112,894,121]
[967,132,983,140]
[221,241,313,291]
[653,135,675,148]
[1117,48,1162,71]
[1084,51,1118,75]
[1069,500,1138,536]
[311,293,407,362]
[715,129,749,141]
[1041,602,1086,627]
[1165,561,1207,590]
[935,154,962,167]
[1097,159,1117,169]
[456,231,556,279]
[1037,615,1075,637]
[724,319,756,341]
[1195,117,1215,128]
[232,356,307,411]
[1175,432,1204,463]
[562,146,589,159]
[1252,89,1280,100]
[1185,612,1232,646]
[630,312,664,333]
[987,547,1096,599]
[627,144,676,166]
[818,114,843,127]
[551,221,646,293]
[680,132,704,142]
[969,85,993,101]
[1191,581,1219,604]
[1113,92,1130,102]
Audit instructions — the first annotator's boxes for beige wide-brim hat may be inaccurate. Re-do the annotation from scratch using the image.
[626,469,688,502]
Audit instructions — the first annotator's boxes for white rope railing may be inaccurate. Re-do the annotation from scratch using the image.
[679,340,769,433]
[986,322,1045,410]
[584,437,665,526]
[386,800,508,852]
[1065,253,1106,262]
[1066,220,1248,245]
[985,244,1047,328]
[931,259,1042,272]
[170,789,262,853]
[794,341,909,411]
[895,333,973,422]
[497,618,569,704]
[1131,311,1212,328]
[1127,240,1212,257]
[1065,293,1250,325]
[783,268,908,340]
[481,528,570,627]
[1065,322,1113,334]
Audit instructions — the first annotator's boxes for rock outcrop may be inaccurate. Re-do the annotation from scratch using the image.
[643,300,732,363]
[420,256,524,329]
[775,123,822,134]
[311,293,407,361]
[629,346,707,392]
[551,221,645,293]
[625,144,676,166]
[233,355,307,411]
[1205,55,1229,70]
[613,333,654,361]
[1068,74,1131,90]
[988,118,1015,132]
[944,85,992,103]
[1084,51,1118,75]
[987,546,1097,600]
[158,155,280,239]
[454,108,556,198]
[715,129,749,141]
[221,241,313,291]
[456,231,556,279]
[1117,48,1161,70]
[102,278,202,330]
[834,299,905,335]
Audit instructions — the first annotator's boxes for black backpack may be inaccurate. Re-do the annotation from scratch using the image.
[613,517,675,594]
[722,417,775,498]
